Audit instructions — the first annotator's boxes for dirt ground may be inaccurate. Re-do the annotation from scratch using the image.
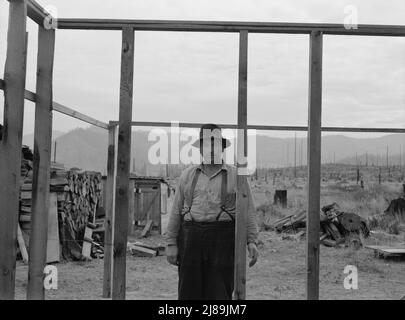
[14,178,405,300]
[14,229,405,300]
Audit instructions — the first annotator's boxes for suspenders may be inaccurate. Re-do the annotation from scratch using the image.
[180,167,235,223]
[216,170,235,222]
[180,168,201,222]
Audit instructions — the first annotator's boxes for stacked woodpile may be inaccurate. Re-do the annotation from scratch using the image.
[19,146,34,251]
[54,167,103,260]
[18,145,104,261]
[273,202,370,248]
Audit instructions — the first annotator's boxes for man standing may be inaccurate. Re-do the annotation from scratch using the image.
[165,123,259,300]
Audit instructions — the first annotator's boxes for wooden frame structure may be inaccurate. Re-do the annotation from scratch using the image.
[0,0,405,300]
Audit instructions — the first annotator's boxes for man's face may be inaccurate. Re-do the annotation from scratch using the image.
[200,138,223,164]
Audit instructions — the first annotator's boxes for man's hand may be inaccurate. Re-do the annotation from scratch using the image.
[247,243,259,267]
[166,245,179,266]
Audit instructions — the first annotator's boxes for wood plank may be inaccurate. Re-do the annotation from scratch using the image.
[365,245,405,256]
[82,226,93,258]
[27,25,55,300]
[52,101,109,129]
[56,19,405,37]
[46,193,59,263]
[127,180,135,236]
[128,244,157,257]
[0,0,27,300]
[107,120,405,133]
[102,123,117,298]
[27,0,50,26]
[141,220,153,238]
[306,30,323,300]
[233,30,248,300]
[0,80,108,130]
[132,242,165,255]
[17,224,29,264]
[112,27,135,300]
[82,199,98,258]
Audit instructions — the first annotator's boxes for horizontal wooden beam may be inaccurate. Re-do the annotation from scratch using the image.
[107,120,405,133]
[26,0,51,26]
[52,101,109,130]
[0,79,108,130]
[1,80,402,133]
[56,19,405,36]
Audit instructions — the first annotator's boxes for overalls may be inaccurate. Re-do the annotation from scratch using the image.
[177,167,236,300]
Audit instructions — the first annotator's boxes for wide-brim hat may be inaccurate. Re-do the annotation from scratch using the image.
[191,123,231,149]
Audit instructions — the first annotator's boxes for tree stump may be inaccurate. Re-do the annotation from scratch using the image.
[274,189,287,208]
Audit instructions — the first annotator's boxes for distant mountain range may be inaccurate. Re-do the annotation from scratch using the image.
[22,126,405,174]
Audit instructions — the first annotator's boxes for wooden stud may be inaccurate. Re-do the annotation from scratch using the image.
[306,30,323,300]
[27,24,55,300]
[112,27,134,300]
[103,122,117,298]
[17,224,29,264]
[0,0,27,300]
[127,179,135,236]
[233,30,248,300]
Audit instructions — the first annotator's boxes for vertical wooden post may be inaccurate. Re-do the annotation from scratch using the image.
[103,122,118,298]
[112,27,134,300]
[127,179,135,236]
[234,30,248,300]
[27,25,56,300]
[306,30,323,300]
[0,0,27,300]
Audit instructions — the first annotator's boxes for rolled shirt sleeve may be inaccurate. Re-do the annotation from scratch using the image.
[164,174,185,246]
[246,177,259,245]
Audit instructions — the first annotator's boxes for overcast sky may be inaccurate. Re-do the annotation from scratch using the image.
[0,0,404,139]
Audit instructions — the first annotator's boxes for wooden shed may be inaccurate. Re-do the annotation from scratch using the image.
[102,174,168,236]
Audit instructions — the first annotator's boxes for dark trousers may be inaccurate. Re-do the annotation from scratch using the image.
[177,220,235,300]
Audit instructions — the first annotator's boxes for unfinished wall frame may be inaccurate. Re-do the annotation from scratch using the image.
[1,0,405,300]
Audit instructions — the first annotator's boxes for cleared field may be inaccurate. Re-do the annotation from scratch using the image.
[14,178,405,300]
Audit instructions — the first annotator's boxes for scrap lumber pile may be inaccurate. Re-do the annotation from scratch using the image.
[17,145,104,262]
[273,202,370,248]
